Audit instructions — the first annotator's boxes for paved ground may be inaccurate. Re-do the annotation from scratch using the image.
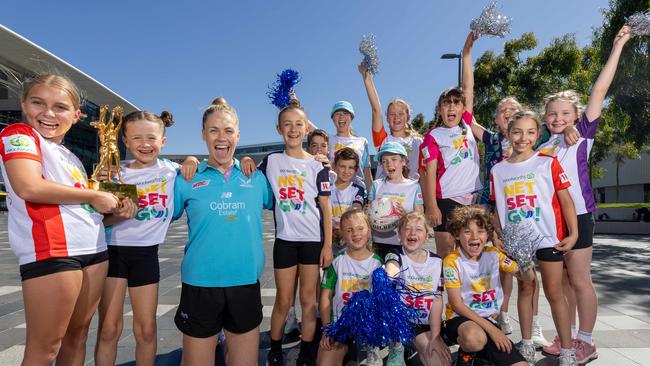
[0,211,649,365]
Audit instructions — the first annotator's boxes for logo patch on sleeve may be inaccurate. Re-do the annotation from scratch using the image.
[421,147,430,160]
[443,267,457,281]
[559,172,569,184]
[320,181,331,192]
[192,180,210,189]
[3,135,37,155]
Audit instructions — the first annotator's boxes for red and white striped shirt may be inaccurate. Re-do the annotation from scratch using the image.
[0,123,106,265]
[490,152,571,250]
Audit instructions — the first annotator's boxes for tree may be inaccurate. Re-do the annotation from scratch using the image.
[473,32,596,131]
[411,113,426,134]
[411,112,436,136]
[472,0,650,180]
[594,0,650,149]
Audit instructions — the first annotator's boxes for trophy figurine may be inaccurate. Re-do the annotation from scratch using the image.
[88,105,138,204]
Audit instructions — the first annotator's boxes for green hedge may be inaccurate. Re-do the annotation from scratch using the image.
[597,203,650,209]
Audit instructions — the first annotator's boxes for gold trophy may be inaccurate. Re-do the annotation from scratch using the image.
[88,105,138,204]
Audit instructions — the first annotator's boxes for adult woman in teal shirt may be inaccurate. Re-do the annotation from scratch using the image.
[172,97,273,365]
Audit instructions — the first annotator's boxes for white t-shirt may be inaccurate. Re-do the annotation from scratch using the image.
[490,152,571,250]
[0,123,105,265]
[368,178,423,245]
[385,248,444,325]
[321,251,383,321]
[329,135,371,184]
[375,134,422,180]
[443,247,518,321]
[259,152,331,242]
[419,111,482,199]
[107,159,179,247]
[331,181,366,226]
[536,114,598,215]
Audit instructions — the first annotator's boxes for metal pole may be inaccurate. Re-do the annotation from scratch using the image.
[457,54,462,87]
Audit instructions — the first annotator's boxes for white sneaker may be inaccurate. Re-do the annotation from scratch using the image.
[515,341,536,365]
[532,323,552,348]
[284,307,299,334]
[364,346,383,366]
[559,348,577,366]
[497,312,513,335]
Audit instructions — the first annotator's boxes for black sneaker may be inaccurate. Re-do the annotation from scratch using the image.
[455,349,475,366]
[267,349,283,366]
[296,354,313,366]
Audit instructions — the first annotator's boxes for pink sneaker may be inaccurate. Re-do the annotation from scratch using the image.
[574,339,598,364]
[542,335,561,356]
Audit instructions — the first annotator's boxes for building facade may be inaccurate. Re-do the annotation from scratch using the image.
[0,23,137,175]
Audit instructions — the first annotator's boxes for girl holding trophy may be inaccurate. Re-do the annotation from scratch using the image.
[0,74,127,365]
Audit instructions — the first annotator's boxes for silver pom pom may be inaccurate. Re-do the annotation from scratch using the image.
[626,11,650,37]
[359,34,379,75]
[500,220,545,270]
[470,2,512,38]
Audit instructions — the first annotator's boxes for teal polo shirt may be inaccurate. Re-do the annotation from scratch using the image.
[173,159,273,287]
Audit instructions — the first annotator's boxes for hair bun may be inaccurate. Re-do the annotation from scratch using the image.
[160,111,174,127]
[211,97,228,107]
[287,98,301,108]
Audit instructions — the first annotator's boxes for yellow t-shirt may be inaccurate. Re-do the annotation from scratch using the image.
[443,246,518,321]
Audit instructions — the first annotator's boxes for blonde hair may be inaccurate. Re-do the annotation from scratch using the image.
[22,74,81,110]
[387,97,421,138]
[203,97,239,128]
[497,97,523,113]
[507,110,542,134]
[340,208,373,251]
[397,211,431,237]
[544,90,584,116]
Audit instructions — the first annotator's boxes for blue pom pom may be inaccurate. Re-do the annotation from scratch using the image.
[267,69,301,109]
[324,267,435,348]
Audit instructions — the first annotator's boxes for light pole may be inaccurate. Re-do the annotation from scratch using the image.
[441,53,462,87]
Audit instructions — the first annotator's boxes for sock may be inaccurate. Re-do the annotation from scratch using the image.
[501,311,508,318]
[571,325,578,338]
[560,348,575,356]
[522,339,533,346]
[299,340,313,357]
[532,315,540,327]
[271,339,282,352]
[577,330,593,345]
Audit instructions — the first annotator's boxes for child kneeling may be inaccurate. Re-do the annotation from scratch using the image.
[443,206,532,366]
[385,211,452,366]
[318,209,383,366]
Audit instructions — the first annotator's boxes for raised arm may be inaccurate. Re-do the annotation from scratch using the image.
[585,25,631,121]
[359,62,385,136]
[469,115,488,143]
[462,32,478,114]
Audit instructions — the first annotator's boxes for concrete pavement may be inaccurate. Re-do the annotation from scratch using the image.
[0,211,649,365]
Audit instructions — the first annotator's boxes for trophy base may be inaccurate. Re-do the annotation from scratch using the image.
[89,181,138,205]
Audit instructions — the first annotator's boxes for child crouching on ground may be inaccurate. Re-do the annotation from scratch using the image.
[443,205,532,366]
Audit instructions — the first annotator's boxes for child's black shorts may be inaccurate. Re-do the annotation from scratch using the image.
[273,238,322,269]
[20,250,108,281]
[107,244,160,287]
[445,315,526,366]
[436,198,464,232]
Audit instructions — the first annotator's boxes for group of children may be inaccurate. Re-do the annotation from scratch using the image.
[0,21,632,366]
